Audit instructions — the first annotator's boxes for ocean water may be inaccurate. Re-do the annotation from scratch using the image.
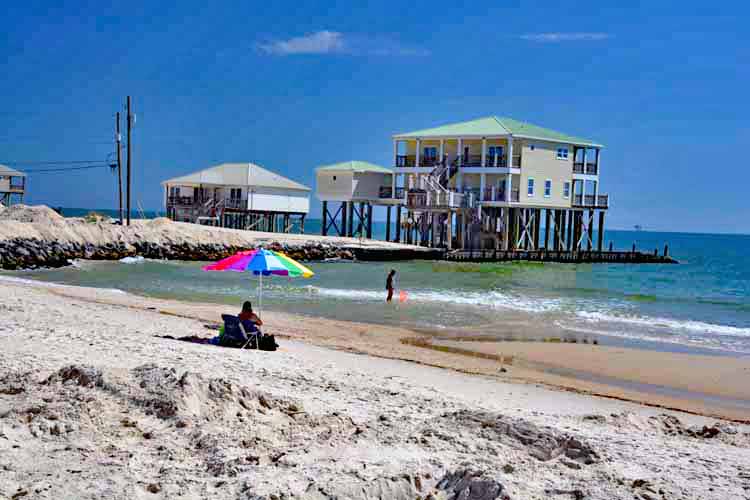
[6,223,749,356]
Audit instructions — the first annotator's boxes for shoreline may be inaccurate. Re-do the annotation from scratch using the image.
[2,276,750,498]
[5,274,749,422]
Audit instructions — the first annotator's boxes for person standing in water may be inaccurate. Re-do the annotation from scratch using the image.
[386,269,396,302]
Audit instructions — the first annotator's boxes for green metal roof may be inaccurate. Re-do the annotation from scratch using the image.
[393,116,603,148]
[316,160,392,174]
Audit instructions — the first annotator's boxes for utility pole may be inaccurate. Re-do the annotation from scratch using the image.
[115,111,123,224]
[126,96,132,226]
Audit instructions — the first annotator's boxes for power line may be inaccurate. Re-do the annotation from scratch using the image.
[0,160,108,165]
[15,164,110,173]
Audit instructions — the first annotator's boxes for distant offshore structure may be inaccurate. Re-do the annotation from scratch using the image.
[634,225,643,231]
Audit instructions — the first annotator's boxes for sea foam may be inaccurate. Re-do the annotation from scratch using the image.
[576,310,750,338]
[311,286,561,313]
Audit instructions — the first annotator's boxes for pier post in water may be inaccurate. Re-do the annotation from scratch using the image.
[597,211,605,252]
[340,202,348,237]
[346,201,354,237]
[395,206,402,243]
[366,203,373,239]
[385,206,391,242]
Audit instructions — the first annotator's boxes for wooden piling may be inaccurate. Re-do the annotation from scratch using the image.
[385,206,391,242]
[597,211,605,252]
[395,206,402,243]
[366,203,373,239]
[346,201,354,238]
[340,202,348,237]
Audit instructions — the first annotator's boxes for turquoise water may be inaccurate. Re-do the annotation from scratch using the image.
[6,227,749,356]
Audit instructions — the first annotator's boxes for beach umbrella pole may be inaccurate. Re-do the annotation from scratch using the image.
[258,273,263,320]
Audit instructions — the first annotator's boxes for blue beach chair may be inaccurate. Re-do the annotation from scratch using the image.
[220,314,261,349]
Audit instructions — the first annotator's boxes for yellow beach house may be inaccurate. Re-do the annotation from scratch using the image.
[386,116,607,251]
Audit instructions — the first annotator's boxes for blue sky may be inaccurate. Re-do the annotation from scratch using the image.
[2,1,748,233]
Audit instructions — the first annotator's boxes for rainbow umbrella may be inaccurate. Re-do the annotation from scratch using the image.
[203,248,314,319]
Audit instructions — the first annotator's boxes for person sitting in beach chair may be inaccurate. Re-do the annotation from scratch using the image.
[219,313,261,349]
[218,302,278,350]
[238,300,263,333]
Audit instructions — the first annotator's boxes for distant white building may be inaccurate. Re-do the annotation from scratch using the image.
[161,163,311,233]
[0,164,26,206]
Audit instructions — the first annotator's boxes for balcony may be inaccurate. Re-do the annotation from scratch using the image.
[461,154,483,167]
[395,155,445,168]
[573,162,599,175]
[397,154,524,169]
[167,195,197,206]
[485,155,507,168]
[3,177,25,192]
[396,155,416,168]
[573,194,609,208]
[480,188,520,202]
[406,190,464,209]
[378,186,405,199]
[224,198,247,210]
[457,154,522,168]
[420,156,444,168]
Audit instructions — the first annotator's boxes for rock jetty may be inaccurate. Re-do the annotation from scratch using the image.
[0,205,440,270]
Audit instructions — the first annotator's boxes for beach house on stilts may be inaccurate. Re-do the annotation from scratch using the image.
[314,118,675,263]
[0,164,26,206]
[315,161,397,239]
[389,116,608,252]
[162,163,311,233]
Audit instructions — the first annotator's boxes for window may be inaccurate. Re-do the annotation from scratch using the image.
[488,146,503,157]
[487,146,504,166]
[544,180,552,197]
[423,147,437,159]
[527,178,535,197]
[563,181,570,198]
[556,148,569,160]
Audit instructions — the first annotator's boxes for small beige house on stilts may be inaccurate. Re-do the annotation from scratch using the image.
[315,161,396,239]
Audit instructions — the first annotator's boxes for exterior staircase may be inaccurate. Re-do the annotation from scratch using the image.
[406,158,465,210]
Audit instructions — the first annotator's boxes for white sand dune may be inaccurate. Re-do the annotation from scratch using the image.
[0,204,423,251]
[1,278,749,499]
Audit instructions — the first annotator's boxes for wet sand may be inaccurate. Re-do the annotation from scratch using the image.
[14,275,750,422]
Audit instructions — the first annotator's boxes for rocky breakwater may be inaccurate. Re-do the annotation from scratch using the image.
[0,237,358,270]
[0,205,440,270]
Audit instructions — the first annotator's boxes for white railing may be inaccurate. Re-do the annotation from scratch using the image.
[406,190,464,209]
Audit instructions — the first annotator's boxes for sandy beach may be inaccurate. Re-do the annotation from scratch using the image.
[2,277,750,499]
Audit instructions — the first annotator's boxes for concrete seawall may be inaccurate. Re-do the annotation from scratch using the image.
[0,205,441,270]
